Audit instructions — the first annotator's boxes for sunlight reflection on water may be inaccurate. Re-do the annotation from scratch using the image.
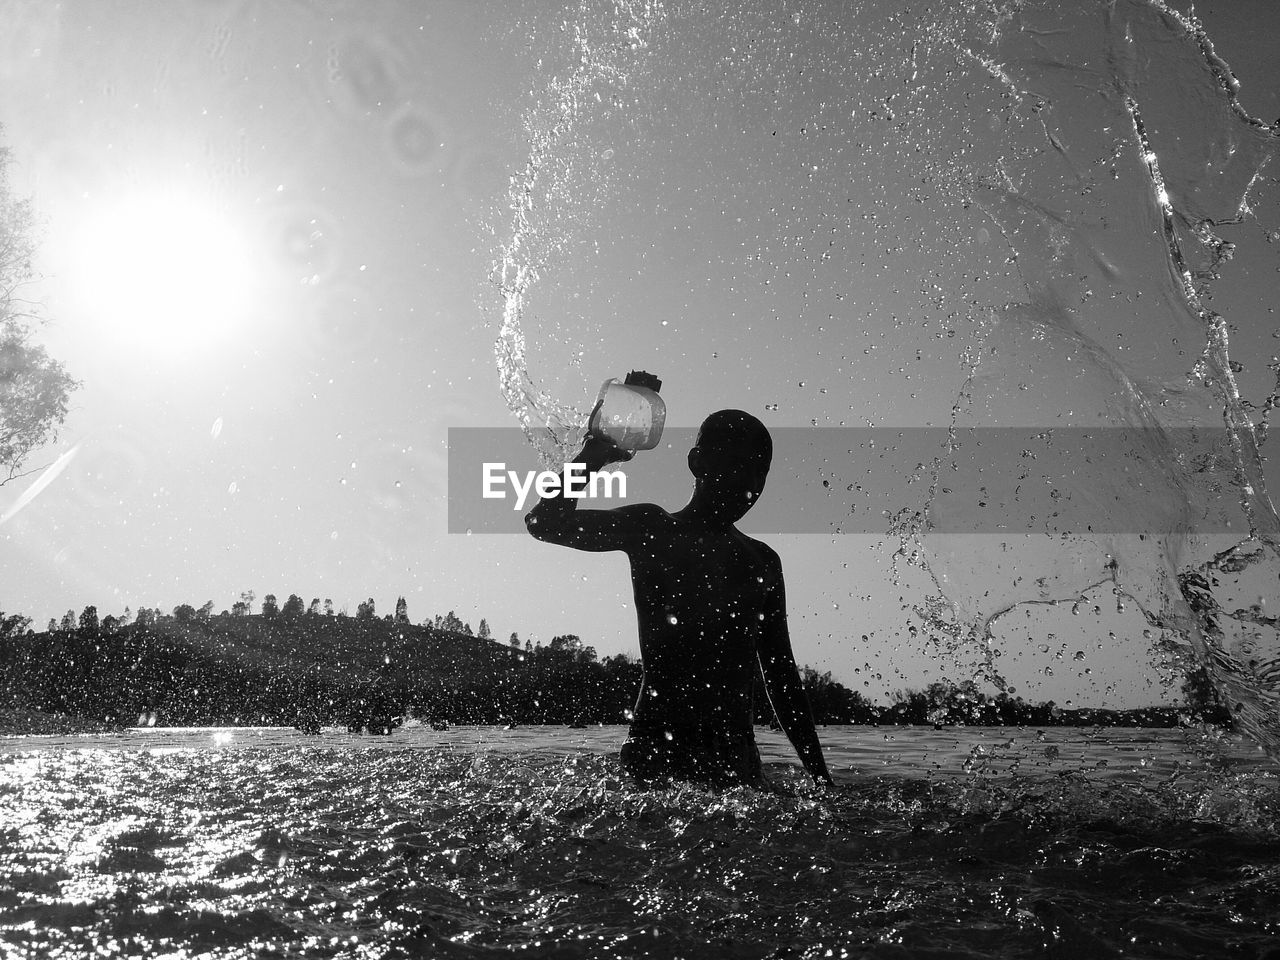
[1,726,1276,958]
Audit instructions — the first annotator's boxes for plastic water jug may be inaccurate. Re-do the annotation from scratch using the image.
[588,371,666,452]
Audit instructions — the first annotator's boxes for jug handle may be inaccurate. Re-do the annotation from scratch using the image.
[586,394,606,438]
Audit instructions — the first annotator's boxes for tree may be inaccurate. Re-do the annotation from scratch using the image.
[101,614,119,634]
[59,609,75,632]
[78,605,99,633]
[239,590,255,614]
[172,604,196,622]
[394,596,409,623]
[478,618,491,640]
[231,600,249,617]
[510,631,520,648]
[120,607,133,626]
[324,598,334,617]
[197,600,214,621]
[308,598,321,616]
[356,598,376,620]
[0,140,78,487]
[45,618,55,634]
[1,611,31,640]
[549,634,583,656]
[135,607,155,627]
[261,594,279,618]
[281,594,305,619]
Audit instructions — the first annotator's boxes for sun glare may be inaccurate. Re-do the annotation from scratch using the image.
[69,191,256,354]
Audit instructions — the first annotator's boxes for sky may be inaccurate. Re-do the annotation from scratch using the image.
[1,0,1277,708]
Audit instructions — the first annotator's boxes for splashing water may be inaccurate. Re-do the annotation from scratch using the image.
[492,1,1280,755]
[3,729,1277,957]
[891,0,1280,756]
[494,0,666,468]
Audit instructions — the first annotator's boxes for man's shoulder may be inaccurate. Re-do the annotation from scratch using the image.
[734,531,781,566]
[609,502,675,540]
[612,502,672,521]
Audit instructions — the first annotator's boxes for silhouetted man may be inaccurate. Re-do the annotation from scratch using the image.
[526,409,833,788]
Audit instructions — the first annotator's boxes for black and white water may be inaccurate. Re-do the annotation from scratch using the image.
[2,0,1280,956]
[2,726,1277,958]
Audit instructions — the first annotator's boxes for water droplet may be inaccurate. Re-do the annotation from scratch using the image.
[210,417,223,440]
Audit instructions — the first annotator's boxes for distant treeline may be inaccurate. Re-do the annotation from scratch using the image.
[1,605,636,728]
[0,604,1231,730]
[863,676,1231,730]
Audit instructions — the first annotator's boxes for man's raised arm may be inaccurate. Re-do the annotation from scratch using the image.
[757,548,834,787]
[524,435,645,552]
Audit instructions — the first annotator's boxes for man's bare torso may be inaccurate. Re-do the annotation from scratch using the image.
[623,505,779,731]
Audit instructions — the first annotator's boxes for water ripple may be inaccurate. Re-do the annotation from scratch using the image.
[0,729,1276,957]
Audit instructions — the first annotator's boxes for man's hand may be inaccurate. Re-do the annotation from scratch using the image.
[578,433,634,471]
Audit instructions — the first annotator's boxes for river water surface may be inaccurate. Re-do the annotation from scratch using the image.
[2,725,1276,958]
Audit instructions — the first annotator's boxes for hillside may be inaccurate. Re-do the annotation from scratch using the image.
[3,611,1205,732]
[160,613,519,683]
[0,612,641,729]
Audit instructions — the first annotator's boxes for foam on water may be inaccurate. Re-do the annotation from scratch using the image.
[491,0,1280,757]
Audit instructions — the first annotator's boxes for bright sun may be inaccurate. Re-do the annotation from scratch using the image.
[69,191,255,353]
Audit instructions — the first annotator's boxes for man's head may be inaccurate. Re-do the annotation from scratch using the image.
[687,409,772,524]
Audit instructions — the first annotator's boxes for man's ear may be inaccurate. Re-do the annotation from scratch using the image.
[687,446,702,477]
